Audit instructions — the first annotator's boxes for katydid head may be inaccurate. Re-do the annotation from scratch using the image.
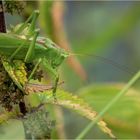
[51,50,69,68]
[44,38,69,68]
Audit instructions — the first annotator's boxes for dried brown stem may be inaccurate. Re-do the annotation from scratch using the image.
[51,1,87,81]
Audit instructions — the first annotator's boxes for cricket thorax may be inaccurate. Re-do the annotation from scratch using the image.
[37,37,69,68]
[44,39,69,68]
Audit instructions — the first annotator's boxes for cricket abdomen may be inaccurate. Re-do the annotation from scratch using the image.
[0,33,48,62]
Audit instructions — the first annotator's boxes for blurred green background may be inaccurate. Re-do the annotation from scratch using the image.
[63,1,140,90]
[1,1,140,139]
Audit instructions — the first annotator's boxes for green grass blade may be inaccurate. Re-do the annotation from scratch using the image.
[76,70,140,139]
[78,83,140,138]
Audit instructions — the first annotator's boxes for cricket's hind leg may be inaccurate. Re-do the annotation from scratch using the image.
[24,29,39,63]
[10,10,40,61]
[42,60,60,101]
[28,58,42,81]
[10,29,41,84]
[10,29,39,62]
[10,40,27,60]
[14,10,39,35]
[52,75,59,102]
[24,29,42,82]
[51,75,60,102]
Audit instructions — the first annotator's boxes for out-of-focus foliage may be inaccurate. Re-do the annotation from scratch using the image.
[0,110,18,124]
[0,120,24,139]
[4,0,26,15]
[78,83,140,138]
[68,4,140,54]
[23,109,55,139]
[63,1,140,90]
[39,1,54,40]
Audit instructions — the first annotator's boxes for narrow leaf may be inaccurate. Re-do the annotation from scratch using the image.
[2,58,27,91]
[29,89,115,138]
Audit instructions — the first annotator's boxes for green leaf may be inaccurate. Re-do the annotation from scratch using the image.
[2,58,27,92]
[0,110,18,124]
[28,89,115,138]
[78,83,140,138]
[72,5,140,54]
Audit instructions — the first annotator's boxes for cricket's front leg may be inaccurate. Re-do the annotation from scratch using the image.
[42,60,60,101]
[52,75,59,102]
[24,29,39,63]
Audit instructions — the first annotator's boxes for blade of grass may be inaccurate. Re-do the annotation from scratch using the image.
[76,70,140,139]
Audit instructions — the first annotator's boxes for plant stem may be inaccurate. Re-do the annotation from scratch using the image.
[0,2,29,138]
[0,1,6,32]
[76,70,140,139]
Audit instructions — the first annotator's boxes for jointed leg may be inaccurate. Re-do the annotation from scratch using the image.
[10,40,27,60]
[24,29,39,63]
[10,29,39,62]
[42,60,59,100]
[10,11,39,61]
[28,58,42,81]
[15,10,39,35]
[27,11,39,36]
[52,75,59,101]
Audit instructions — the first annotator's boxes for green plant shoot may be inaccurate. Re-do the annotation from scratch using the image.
[0,10,69,98]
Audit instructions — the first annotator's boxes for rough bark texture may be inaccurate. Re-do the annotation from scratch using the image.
[0,1,6,32]
[0,1,28,115]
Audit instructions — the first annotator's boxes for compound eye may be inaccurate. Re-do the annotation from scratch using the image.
[51,61,57,69]
[51,43,57,48]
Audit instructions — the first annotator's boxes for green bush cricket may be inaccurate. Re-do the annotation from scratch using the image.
[0,10,69,99]
[0,10,133,100]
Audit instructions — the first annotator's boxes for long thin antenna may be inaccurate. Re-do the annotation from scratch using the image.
[69,52,134,75]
